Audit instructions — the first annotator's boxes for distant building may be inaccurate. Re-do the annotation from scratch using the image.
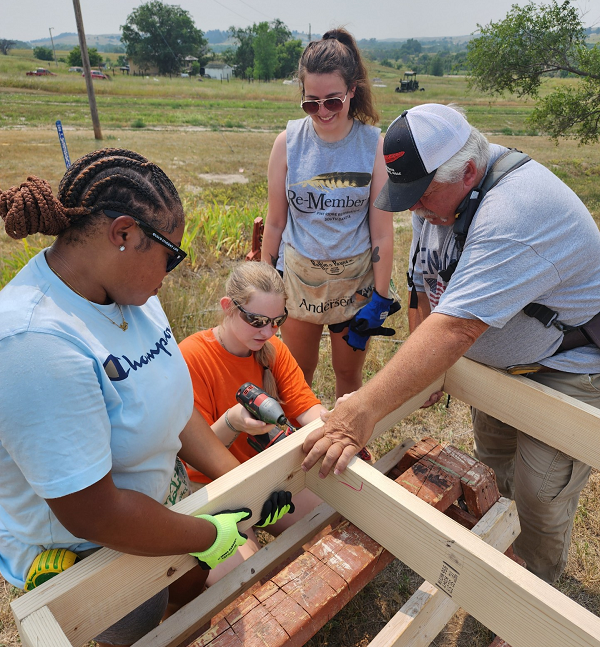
[204,62,233,81]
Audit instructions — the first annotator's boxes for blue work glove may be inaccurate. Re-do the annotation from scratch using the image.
[191,508,252,570]
[255,491,295,528]
[353,290,395,331]
[343,297,401,351]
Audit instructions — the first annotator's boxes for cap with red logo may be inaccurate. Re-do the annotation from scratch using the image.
[374,104,472,212]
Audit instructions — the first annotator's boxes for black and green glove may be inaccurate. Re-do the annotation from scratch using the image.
[191,508,252,570]
[255,491,295,528]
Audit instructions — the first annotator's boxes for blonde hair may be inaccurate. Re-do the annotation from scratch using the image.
[223,263,287,401]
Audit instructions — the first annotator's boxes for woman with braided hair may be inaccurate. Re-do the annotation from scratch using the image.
[262,27,398,399]
[0,149,293,646]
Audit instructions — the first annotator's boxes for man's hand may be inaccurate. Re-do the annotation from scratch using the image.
[302,395,376,478]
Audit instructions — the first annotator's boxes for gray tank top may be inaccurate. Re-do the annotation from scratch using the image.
[279,117,380,268]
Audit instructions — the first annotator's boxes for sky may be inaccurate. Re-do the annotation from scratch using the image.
[4,0,600,43]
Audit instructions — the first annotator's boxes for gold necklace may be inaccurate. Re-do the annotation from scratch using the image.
[49,266,128,332]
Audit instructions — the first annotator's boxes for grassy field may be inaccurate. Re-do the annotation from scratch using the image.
[1,47,600,647]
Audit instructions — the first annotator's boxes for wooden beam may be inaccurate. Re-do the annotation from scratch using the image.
[444,357,600,470]
[134,439,417,647]
[307,458,600,647]
[368,498,519,647]
[12,383,441,646]
[20,606,72,647]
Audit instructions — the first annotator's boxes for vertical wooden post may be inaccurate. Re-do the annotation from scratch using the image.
[72,0,103,140]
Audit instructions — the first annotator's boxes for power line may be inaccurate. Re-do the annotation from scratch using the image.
[211,0,253,23]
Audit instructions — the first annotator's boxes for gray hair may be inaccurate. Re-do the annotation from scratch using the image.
[433,105,490,184]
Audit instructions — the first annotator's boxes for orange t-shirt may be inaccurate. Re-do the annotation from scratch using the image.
[179,329,320,483]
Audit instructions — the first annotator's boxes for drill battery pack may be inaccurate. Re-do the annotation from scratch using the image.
[24,548,80,591]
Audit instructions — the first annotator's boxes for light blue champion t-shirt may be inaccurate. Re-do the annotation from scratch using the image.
[0,251,193,587]
[410,144,600,373]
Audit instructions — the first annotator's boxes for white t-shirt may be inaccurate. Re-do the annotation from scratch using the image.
[409,144,600,372]
[0,251,193,587]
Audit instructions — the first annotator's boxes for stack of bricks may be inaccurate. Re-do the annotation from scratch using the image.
[188,438,519,647]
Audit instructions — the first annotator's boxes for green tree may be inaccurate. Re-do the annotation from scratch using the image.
[67,45,103,68]
[0,39,15,55]
[33,46,54,61]
[121,0,209,75]
[253,22,277,81]
[467,0,600,143]
[430,55,444,76]
[228,25,256,78]
[275,38,303,78]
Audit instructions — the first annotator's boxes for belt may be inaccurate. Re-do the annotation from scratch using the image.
[506,363,561,375]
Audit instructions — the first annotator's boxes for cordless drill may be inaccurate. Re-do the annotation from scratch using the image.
[234,382,372,461]
[235,382,296,452]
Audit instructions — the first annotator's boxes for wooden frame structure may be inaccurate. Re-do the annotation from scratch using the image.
[12,357,600,647]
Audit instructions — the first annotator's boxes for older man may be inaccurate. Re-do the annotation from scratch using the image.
[302,103,600,583]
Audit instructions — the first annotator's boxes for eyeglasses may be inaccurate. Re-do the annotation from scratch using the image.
[300,90,349,115]
[233,300,288,328]
[104,209,187,272]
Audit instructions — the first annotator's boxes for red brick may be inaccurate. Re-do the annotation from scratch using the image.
[234,613,289,647]
[417,461,464,511]
[432,444,478,479]
[271,552,321,592]
[199,627,244,647]
[504,546,527,568]
[489,637,512,647]
[444,503,480,529]
[253,579,279,603]
[224,594,261,626]
[288,569,350,618]
[260,588,287,613]
[461,463,501,517]
[230,602,271,638]
[267,593,311,639]
[212,582,263,624]
[394,437,441,473]
[189,618,231,647]
[394,458,463,512]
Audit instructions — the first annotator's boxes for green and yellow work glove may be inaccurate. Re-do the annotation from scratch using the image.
[191,508,252,570]
[255,491,295,528]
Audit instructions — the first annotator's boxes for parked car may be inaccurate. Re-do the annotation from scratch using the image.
[83,70,111,80]
[68,66,83,73]
[26,68,57,76]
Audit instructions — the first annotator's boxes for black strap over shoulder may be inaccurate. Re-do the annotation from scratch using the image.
[410,149,531,306]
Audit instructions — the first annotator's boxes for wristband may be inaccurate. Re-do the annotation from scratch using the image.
[224,409,241,447]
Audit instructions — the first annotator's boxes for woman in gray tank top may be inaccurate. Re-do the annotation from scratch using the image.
[262,28,396,400]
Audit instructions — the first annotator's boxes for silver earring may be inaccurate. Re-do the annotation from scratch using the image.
[119,245,125,252]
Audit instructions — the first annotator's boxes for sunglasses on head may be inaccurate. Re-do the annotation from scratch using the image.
[300,90,349,116]
[104,209,187,273]
[233,300,288,328]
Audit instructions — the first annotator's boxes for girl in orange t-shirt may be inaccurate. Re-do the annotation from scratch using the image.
[179,264,325,565]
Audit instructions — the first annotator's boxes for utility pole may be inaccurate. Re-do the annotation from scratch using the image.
[308,23,311,44]
[72,0,103,140]
[49,28,57,67]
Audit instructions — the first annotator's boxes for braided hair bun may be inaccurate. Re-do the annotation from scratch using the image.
[0,176,87,240]
[0,148,183,241]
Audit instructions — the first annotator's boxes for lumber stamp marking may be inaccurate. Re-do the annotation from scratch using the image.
[307,458,600,647]
[367,497,519,647]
